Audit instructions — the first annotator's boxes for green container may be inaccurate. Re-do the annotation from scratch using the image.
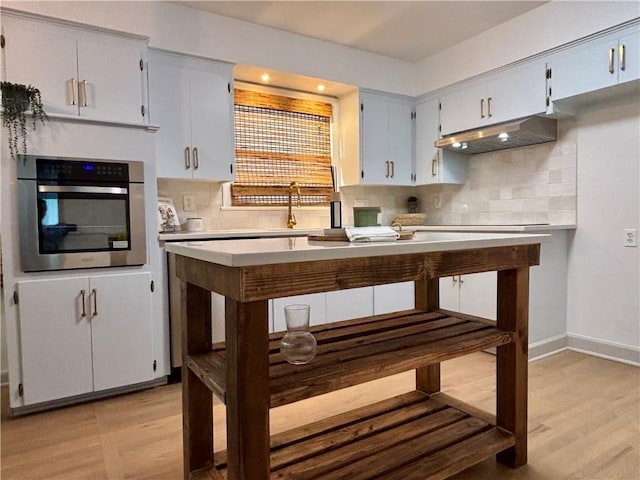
[353,207,381,227]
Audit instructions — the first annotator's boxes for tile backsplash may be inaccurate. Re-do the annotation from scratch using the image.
[418,117,578,225]
[158,118,577,231]
[156,179,416,230]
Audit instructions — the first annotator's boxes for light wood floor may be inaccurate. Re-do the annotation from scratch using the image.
[1,351,638,480]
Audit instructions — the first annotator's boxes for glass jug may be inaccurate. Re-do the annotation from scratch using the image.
[280,304,317,365]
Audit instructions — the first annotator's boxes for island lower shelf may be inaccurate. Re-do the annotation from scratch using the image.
[206,390,515,480]
[186,309,515,408]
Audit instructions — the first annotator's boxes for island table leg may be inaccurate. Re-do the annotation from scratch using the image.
[496,267,529,468]
[182,282,213,479]
[415,278,441,393]
[225,298,270,480]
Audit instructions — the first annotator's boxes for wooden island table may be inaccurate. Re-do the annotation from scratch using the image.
[165,231,549,480]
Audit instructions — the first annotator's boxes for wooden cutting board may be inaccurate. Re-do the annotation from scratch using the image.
[308,231,415,242]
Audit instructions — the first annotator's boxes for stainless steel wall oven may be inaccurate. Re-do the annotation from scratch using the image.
[17,155,147,272]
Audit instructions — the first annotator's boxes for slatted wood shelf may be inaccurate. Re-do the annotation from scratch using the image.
[201,390,515,480]
[186,309,515,408]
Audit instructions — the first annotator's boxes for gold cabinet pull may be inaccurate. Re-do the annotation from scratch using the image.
[620,44,626,71]
[80,289,87,317]
[81,80,88,107]
[431,157,437,177]
[193,147,199,170]
[608,48,615,74]
[184,147,191,169]
[487,97,493,118]
[390,160,395,178]
[70,78,77,106]
[480,98,485,119]
[92,288,98,317]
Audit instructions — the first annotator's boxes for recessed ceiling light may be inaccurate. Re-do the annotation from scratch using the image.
[261,73,270,82]
[317,84,326,92]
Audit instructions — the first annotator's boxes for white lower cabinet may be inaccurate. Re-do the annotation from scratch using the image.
[373,282,415,315]
[17,272,154,405]
[439,272,497,320]
[326,288,374,322]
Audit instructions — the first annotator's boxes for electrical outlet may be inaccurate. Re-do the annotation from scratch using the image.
[183,193,196,212]
[433,196,442,209]
[624,228,637,247]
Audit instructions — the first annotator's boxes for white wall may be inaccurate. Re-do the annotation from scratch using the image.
[416,1,640,94]
[2,1,415,96]
[566,98,640,361]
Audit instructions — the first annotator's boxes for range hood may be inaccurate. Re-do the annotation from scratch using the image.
[435,116,557,155]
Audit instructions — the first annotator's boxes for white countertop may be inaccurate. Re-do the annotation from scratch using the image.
[411,224,576,233]
[164,231,551,267]
[158,224,574,241]
[158,228,322,241]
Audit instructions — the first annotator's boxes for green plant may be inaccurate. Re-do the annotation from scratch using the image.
[1,82,48,160]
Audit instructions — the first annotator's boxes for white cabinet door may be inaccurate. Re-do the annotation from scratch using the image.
[326,287,374,322]
[76,33,145,124]
[484,61,547,126]
[618,30,640,85]
[440,61,547,135]
[551,37,619,101]
[387,100,413,185]
[148,51,234,180]
[373,282,415,315]
[439,276,460,311]
[415,97,466,185]
[90,273,154,392]
[2,16,79,116]
[189,68,235,181]
[360,93,390,184]
[17,278,94,405]
[440,83,485,135]
[149,53,193,178]
[272,293,327,332]
[360,92,413,185]
[458,272,497,320]
[439,272,496,320]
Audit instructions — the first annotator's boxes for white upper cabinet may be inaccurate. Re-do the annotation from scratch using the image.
[2,14,147,124]
[360,91,414,185]
[415,96,466,185]
[618,29,640,84]
[440,60,548,135]
[148,50,235,180]
[550,26,640,101]
[338,90,413,186]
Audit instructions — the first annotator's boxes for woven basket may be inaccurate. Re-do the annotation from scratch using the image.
[392,213,427,226]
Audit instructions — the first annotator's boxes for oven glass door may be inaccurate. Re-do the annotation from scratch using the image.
[37,185,131,254]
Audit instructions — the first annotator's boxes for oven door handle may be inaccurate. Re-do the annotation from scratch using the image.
[38,185,128,195]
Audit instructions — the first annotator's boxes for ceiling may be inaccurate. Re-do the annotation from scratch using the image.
[172,1,547,95]
[174,1,547,62]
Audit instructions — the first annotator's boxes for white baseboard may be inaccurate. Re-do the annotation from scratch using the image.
[567,333,640,367]
[529,334,568,362]
[528,334,639,367]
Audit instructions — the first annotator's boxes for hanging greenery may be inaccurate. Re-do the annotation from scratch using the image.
[1,82,48,160]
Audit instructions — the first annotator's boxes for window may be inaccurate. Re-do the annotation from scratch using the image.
[232,89,334,206]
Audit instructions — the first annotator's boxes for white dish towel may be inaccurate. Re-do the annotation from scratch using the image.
[344,226,400,242]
